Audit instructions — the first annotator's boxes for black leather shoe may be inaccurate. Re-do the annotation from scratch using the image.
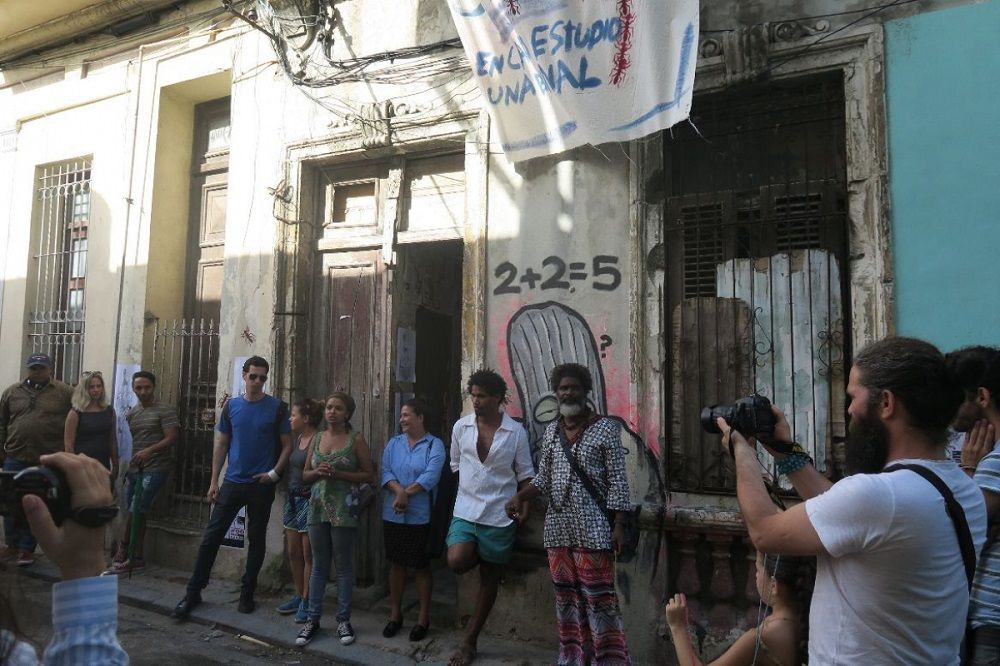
[238,589,255,614]
[171,593,201,619]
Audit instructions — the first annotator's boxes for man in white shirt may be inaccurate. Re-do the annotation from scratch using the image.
[720,336,986,665]
[446,369,534,666]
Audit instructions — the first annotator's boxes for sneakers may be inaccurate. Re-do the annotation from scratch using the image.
[109,558,144,574]
[238,589,255,614]
[171,592,202,619]
[337,621,355,646]
[293,599,309,624]
[276,595,302,614]
[296,619,319,646]
[16,551,34,567]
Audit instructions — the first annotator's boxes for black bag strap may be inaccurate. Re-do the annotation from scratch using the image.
[558,426,613,525]
[884,463,977,591]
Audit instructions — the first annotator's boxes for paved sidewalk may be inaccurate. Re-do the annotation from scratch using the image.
[19,558,554,665]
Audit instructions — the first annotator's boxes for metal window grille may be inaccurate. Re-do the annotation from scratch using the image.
[149,318,220,528]
[28,160,92,383]
[663,74,849,493]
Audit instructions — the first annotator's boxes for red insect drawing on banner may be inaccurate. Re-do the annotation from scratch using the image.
[610,0,635,86]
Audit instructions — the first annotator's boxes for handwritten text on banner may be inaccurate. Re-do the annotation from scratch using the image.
[448,0,699,161]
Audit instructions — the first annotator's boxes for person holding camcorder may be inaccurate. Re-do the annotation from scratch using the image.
[0,452,127,663]
[717,337,985,665]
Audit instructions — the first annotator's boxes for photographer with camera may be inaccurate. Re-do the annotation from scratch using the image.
[0,451,127,663]
[718,337,986,664]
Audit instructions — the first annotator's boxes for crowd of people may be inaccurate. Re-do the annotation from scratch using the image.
[4,338,1000,664]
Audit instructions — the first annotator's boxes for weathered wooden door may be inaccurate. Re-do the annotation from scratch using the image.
[310,248,390,586]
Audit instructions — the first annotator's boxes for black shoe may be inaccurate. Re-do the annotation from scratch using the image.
[409,623,429,641]
[238,589,255,614]
[171,592,201,619]
[382,618,402,638]
[296,619,319,646]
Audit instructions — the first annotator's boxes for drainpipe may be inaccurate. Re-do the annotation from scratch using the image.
[111,43,145,398]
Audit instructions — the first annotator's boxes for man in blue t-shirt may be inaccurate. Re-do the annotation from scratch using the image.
[172,356,292,619]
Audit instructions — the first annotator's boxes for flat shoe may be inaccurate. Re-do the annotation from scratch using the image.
[383,619,402,638]
[409,623,429,641]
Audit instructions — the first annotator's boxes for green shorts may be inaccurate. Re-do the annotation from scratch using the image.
[446,517,517,565]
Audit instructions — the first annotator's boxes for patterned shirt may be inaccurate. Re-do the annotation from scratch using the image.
[0,575,127,664]
[532,416,631,550]
[970,443,1000,628]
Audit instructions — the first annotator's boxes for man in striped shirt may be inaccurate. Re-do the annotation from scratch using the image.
[953,349,1000,662]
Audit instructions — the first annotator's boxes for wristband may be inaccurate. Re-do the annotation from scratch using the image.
[267,469,280,483]
[774,454,811,477]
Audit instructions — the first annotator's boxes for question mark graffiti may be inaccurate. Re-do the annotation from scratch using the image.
[600,335,613,358]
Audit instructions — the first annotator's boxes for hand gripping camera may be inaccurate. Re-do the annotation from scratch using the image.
[700,394,777,441]
[0,466,72,527]
[0,465,117,528]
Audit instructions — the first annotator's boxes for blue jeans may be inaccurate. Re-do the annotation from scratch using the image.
[3,459,37,553]
[307,523,356,622]
[186,481,276,594]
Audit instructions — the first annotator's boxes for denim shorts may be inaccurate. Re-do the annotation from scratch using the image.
[125,470,170,514]
[446,517,517,564]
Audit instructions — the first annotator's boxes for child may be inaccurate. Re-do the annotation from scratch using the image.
[666,552,812,666]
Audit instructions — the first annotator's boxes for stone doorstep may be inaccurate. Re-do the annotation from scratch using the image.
[18,558,553,665]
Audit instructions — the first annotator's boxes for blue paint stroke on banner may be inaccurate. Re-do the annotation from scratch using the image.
[608,22,696,132]
[502,121,578,152]
[451,1,485,18]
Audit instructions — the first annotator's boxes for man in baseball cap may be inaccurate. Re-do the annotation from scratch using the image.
[0,352,73,565]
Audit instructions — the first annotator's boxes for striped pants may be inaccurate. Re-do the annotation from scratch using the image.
[547,547,631,666]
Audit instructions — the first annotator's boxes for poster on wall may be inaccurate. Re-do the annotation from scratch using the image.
[447,0,699,161]
[396,327,417,383]
[221,507,246,549]
[231,356,250,399]
[112,363,141,413]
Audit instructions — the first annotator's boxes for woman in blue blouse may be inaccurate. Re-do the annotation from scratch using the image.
[380,398,445,642]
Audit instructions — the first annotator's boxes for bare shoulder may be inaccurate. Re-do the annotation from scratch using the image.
[759,617,801,666]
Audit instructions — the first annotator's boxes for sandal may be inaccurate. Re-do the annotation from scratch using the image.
[382,619,402,638]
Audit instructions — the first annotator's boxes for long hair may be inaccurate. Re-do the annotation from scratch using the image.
[763,553,815,660]
[71,371,107,412]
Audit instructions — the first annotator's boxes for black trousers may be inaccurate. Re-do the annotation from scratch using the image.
[186,481,276,594]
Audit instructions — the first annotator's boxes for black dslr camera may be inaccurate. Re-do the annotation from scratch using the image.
[0,466,72,527]
[700,395,777,440]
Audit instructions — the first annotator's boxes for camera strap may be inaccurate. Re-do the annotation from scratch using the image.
[883,463,976,591]
[557,426,612,525]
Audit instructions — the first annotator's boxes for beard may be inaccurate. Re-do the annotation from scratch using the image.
[845,408,891,475]
[559,401,585,417]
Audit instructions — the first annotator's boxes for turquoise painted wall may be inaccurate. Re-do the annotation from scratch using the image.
[885,1,1000,351]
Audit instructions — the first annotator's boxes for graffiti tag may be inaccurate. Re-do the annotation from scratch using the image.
[493,255,621,295]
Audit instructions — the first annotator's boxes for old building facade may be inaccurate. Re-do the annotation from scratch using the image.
[1,0,997,661]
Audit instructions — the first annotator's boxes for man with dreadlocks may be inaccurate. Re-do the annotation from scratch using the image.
[506,362,632,665]
[719,337,986,664]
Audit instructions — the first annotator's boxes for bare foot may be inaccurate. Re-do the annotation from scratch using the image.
[448,641,477,666]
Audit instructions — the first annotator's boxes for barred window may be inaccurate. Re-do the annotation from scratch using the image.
[28,159,92,383]
[663,74,849,493]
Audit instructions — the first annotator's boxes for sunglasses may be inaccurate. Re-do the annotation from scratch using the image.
[247,373,268,382]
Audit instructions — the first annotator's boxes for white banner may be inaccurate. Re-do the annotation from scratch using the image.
[448,0,699,161]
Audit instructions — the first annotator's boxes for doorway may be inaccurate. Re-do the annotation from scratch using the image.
[392,240,463,559]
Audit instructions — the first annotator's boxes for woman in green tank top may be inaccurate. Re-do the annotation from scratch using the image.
[297,391,374,648]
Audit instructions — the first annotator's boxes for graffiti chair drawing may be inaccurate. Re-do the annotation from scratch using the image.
[505,301,663,505]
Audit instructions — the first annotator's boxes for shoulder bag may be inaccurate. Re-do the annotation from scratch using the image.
[558,426,640,563]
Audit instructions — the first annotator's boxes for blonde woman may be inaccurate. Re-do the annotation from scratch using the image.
[64,371,118,479]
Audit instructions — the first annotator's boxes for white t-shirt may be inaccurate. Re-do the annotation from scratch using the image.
[805,459,986,665]
[450,412,535,527]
